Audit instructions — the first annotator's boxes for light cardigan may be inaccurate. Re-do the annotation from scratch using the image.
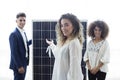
[84,40,110,73]
[46,38,83,80]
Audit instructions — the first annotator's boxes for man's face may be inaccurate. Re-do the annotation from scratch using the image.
[16,17,26,29]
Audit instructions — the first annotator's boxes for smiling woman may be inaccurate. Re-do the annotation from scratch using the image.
[84,20,110,80]
[46,13,84,80]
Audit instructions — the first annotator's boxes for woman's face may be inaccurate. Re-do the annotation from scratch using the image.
[94,26,102,38]
[60,19,74,38]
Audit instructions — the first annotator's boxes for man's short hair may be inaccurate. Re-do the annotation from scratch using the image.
[16,12,26,18]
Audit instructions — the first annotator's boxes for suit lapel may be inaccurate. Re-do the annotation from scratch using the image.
[15,28,25,46]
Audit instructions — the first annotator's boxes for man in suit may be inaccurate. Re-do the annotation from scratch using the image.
[9,12,32,80]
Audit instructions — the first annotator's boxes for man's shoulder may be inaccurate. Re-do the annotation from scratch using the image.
[9,28,18,37]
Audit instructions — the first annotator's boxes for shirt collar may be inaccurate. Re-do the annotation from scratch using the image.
[17,26,25,33]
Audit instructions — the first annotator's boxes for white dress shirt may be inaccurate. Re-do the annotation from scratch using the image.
[46,38,83,80]
[84,40,110,72]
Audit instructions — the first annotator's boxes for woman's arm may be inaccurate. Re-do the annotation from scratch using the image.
[67,39,83,80]
[100,41,110,64]
[84,42,91,70]
[46,39,57,57]
[91,61,103,74]
[86,60,91,71]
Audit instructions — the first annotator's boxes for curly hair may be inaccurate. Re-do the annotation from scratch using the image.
[55,13,84,46]
[88,20,109,39]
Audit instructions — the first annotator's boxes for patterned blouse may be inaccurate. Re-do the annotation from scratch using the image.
[84,40,110,72]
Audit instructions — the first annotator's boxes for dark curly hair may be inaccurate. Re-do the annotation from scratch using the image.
[88,20,109,39]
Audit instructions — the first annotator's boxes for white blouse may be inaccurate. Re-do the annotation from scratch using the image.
[46,38,83,80]
[84,40,110,73]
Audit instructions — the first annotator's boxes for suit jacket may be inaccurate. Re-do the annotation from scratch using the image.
[9,28,32,70]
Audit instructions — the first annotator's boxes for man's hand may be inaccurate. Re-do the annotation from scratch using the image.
[18,67,25,74]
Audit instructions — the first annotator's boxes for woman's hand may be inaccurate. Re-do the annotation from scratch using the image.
[91,67,99,74]
[46,39,53,45]
[91,61,103,74]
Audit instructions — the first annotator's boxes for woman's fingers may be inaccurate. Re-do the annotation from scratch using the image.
[46,39,53,45]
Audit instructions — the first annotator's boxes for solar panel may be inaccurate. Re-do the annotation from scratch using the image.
[33,20,87,80]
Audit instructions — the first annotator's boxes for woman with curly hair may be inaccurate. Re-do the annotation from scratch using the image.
[46,13,84,80]
[84,20,110,80]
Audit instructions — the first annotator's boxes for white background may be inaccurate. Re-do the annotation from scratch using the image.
[0,0,120,80]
